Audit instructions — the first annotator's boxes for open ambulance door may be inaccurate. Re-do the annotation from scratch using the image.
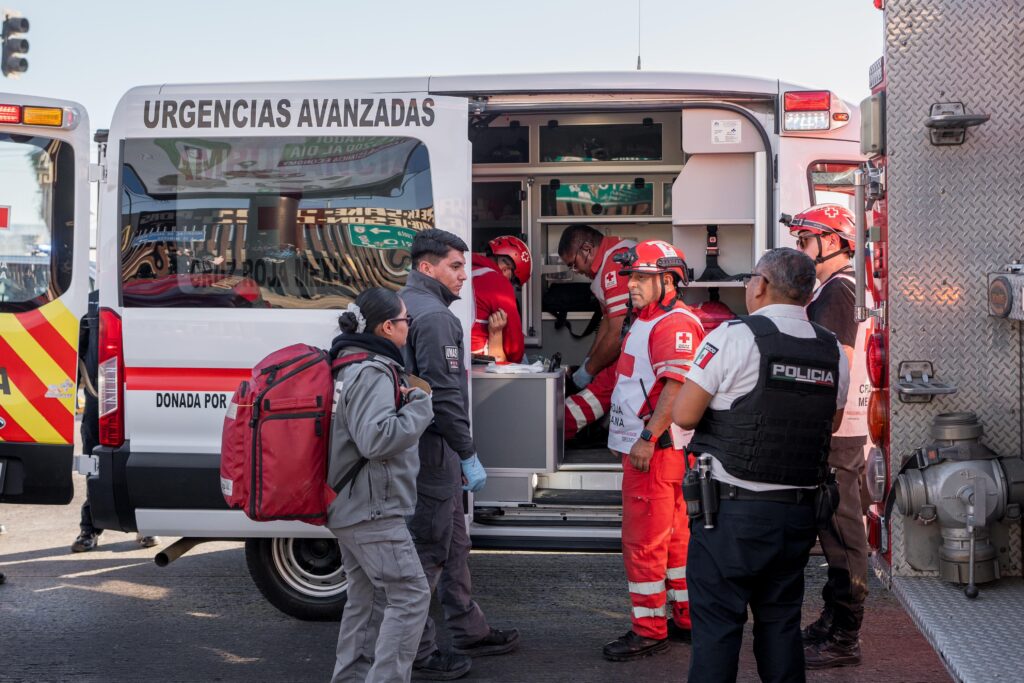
[0,94,91,505]
[672,105,773,315]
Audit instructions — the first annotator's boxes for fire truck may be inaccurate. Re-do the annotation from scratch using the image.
[856,1,1024,680]
[3,71,861,620]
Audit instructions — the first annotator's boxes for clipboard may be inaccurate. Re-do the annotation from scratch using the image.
[405,373,432,395]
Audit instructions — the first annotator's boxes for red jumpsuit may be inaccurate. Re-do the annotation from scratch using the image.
[608,298,705,639]
[563,236,634,439]
[470,253,525,363]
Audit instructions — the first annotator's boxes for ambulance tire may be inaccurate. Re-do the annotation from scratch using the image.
[244,537,348,621]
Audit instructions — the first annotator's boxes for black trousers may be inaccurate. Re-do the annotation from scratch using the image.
[687,497,818,683]
[79,393,100,536]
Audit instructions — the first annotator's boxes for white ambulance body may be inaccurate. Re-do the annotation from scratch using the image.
[83,72,862,618]
[0,94,91,507]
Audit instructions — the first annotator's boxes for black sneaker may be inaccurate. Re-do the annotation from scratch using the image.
[801,610,834,645]
[411,650,472,681]
[453,627,520,657]
[71,531,100,553]
[804,630,862,669]
[666,619,692,643]
[602,630,669,662]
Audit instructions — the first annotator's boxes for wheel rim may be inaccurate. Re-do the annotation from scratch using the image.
[270,537,347,599]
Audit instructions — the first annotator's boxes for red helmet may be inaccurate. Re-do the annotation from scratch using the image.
[615,240,689,286]
[694,298,736,332]
[488,235,532,285]
[788,204,856,244]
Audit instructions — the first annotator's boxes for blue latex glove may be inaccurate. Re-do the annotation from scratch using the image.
[572,360,594,389]
[461,454,487,493]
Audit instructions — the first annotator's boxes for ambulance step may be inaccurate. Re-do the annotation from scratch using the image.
[560,449,621,468]
[473,504,621,527]
[532,488,622,506]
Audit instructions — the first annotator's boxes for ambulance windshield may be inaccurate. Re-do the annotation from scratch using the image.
[0,135,75,312]
[118,135,434,309]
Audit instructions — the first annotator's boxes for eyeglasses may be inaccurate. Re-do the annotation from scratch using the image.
[388,316,414,325]
[741,272,771,286]
[569,243,593,274]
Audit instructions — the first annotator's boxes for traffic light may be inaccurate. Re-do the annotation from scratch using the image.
[2,14,29,77]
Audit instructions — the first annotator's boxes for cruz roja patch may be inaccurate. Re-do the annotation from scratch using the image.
[445,345,460,372]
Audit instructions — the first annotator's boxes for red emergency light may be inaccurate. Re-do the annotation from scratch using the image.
[0,104,22,124]
[783,91,831,112]
[866,331,888,388]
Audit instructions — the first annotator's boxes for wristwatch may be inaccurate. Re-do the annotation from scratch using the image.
[639,428,655,443]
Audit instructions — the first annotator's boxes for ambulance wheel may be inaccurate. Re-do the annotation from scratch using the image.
[245,537,347,621]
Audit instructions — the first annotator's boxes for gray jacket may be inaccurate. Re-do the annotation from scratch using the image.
[326,353,433,529]
[400,270,475,499]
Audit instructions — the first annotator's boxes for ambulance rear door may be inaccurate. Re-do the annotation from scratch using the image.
[0,94,91,505]
[98,84,470,534]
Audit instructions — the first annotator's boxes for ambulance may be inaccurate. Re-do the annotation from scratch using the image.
[59,72,860,620]
[0,94,90,507]
[856,1,1024,680]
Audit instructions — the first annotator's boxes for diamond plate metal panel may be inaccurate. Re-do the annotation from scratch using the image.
[886,0,1024,576]
[893,576,1024,682]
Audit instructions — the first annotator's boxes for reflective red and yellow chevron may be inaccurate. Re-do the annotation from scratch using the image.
[0,300,79,445]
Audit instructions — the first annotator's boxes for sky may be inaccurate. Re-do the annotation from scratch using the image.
[2,0,884,131]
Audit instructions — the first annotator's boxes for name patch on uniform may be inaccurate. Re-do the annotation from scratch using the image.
[694,344,718,369]
[675,332,693,353]
[604,271,617,289]
[770,363,835,387]
[444,346,460,372]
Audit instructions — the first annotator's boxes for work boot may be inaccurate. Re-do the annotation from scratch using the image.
[666,619,692,643]
[804,628,862,669]
[136,534,159,548]
[801,609,834,645]
[602,630,669,662]
[71,531,100,553]
[453,627,520,657]
[411,650,471,680]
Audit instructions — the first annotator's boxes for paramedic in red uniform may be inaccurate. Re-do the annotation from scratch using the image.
[556,225,636,440]
[790,204,871,669]
[470,236,532,363]
[601,240,705,661]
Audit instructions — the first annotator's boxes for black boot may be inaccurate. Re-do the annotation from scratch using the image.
[804,627,862,669]
[602,631,669,662]
[453,628,520,657]
[801,608,834,645]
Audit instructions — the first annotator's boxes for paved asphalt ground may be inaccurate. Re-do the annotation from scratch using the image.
[1,418,948,683]
[1,476,950,683]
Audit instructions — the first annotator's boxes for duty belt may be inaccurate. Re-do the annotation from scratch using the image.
[718,483,816,505]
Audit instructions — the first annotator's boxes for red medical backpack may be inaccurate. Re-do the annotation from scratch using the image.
[219,343,399,526]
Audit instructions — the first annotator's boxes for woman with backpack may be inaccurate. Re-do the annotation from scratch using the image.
[327,287,434,683]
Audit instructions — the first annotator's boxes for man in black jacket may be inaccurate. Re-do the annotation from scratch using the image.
[401,229,519,681]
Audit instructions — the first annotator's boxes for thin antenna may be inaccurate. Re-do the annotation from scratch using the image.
[636,0,642,70]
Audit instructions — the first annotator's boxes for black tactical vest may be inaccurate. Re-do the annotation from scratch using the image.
[688,315,840,486]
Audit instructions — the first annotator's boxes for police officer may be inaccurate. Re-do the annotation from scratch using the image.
[790,204,870,668]
[400,229,519,681]
[672,248,849,683]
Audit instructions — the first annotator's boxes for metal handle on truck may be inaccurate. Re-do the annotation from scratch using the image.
[854,168,869,323]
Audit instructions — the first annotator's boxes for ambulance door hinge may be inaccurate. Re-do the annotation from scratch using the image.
[74,454,98,476]
[88,163,106,183]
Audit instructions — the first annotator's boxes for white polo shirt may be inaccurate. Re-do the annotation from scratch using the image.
[685,304,850,492]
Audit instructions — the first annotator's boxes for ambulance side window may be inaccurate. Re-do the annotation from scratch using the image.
[0,135,75,313]
[118,135,434,309]
[807,161,860,211]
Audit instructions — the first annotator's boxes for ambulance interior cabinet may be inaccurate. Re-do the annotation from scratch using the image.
[471,370,564,503]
